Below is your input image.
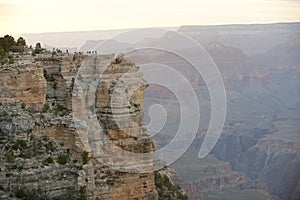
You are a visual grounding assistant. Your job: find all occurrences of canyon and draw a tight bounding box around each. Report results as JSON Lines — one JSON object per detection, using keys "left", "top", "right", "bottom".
{"left": 0, "top": 54, "right": 168, "bottom": 199}
{"left": 1, "top": 22, "right": 299, "bottom": 200}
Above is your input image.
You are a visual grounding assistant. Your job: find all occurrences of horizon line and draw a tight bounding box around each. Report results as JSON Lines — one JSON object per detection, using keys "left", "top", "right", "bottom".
{"left": 9, "top": 21, "right": 300, "bottom": 37}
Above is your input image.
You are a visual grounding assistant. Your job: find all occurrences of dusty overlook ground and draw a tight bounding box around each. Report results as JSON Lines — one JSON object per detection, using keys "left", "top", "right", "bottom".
{"left": 0, "top": 53, "right": 187, "bottom": 200}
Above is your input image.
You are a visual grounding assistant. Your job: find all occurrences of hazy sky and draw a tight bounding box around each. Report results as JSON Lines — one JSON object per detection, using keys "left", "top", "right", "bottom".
{"left": 1, "top": 0, "right": 300, "bottom": 36}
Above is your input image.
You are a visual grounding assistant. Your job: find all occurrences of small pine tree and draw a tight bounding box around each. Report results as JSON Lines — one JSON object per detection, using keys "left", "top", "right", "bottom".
{"left": 35, "top": 42, "right": 42, "bottom": 54}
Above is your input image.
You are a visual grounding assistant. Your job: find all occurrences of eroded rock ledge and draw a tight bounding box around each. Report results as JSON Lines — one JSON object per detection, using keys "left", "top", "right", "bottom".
{"left": 0, "top": 55, "right": 158, "bottom": 200}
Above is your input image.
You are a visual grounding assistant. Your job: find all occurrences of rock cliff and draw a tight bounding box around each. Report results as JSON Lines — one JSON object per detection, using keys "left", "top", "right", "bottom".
{"left": 212, "top": 131, "right": 300, "bottom": 200}
{"left": 0, "top": 63, "right": 46, "bottom": 108}
{"left": 0, "top": 54, "right": 158, "bottom": 200}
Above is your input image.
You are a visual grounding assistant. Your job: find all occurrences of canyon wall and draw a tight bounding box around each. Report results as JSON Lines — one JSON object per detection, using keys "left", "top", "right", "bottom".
{"left": 0, "top": 63, "right": 46, "bottom": 108}
{"left": 212, "top": 131, "right": 300, "bottom": 200}
{"left": 0, "top": 54, "right": 158, "bottom": 200}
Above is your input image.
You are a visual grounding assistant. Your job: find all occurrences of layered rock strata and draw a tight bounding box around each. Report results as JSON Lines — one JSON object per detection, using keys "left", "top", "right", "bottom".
{"left": 0, "top": 63, "right": 46, "bottom": 108}
{"left": 0, "top": 54, "right": 158, "bottom": 200}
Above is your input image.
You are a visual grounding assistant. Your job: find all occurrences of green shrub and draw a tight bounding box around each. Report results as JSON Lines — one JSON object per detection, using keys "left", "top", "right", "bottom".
{"left": 54, "top": 103, "right": 64, "bottom": 113}
{"left": 8, "top": 57, "right": 14, "bottom": 64}
{"left": 49, "top": 74, "right": 55, "bottom": 82}
{"left": 15, "top": 187, "right": 26, "bottom": 198}
{"left": 70, "top": 77, "right": 75, "bottom": 93}
{"left": 26, "top": 147, "right": 34, "bottom": 158}
{"left": 21, "top": 102, "right": 26, "bottom": 110}
{"left": 82, "top": 151, "right": 89, "bottom": 165}
{"left": 67, "top": 187, "right": 76, "bottom": 200}
{"left": 15, "top": 187, "right": 37, "bottom": 199}
{"left": 45, "top": 156, "right": 54, "bottom": 163}
{"left": 78, "top": 186, "right": 87, "bottom": 200}
{"left": 5, "top": 152, "right": 14, "bottom": 162}
{"left": 154, "top": 171, "right": 188, "bottom": 200}
{"left": 34, "top": 42, "right": 42, "bottom": 54}
{"left": 42, "top": 103, "right": 50, "bottom": 112}
{"left": 18, "top": 166, "right": 23, "bottom": 172}
{"left": 45, "top": 141, "right": 55, "bottom": 152}
{"left": 12, "top": 140, "right": 27, "bottom": 150}
{"left": 57, "top": 154, "right": 68, "bottom": 165}
{"left": 43, "top": 70, "right": 55, "bottom": 82}
{"left": 19, "top": 147, "right": 34, "bottom": 159}
{"left": 1, "top": 58, "right": 7, "bottom": 65}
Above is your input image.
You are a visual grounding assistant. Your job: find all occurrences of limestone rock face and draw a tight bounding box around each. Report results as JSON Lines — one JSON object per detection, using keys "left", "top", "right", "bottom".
{"left": 93, "top": 56, "right": 157, "bottom": 199}
{"left": 72, "top": 55, "right": 158, "bottom": 199}
{"left": 0, "top": 63, "right": 46, "bottom": 108}
{"left": 95, "top": 56, "right": 152, "bottom": 150}
{"left": 0, "top": 99, "right": 34, "bottom": 136}
{"left": 0, "top": 54, "right": 158, "bottom": 200}
{"left": 37, "top": 55, "right": 86, "bottom": 112}
{"left": 0, "top": 99, "right": 79, "bottom": 200}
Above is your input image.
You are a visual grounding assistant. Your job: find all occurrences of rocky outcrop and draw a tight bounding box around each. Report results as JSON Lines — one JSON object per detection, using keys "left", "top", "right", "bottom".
{"left": 212, "top": 131, "right": 300, "bottom": 200}
{"left": 0, "top": 63, "right": 46, "bottom": 108}
{"left": 93, "top": 55, "right": 157, "bottom": 199}
{"left": 0, "top": 99, "right": 34, "bottom": 136}
{"left": 37, "top": 55, "right": 86, "bottom": 112}
{"left": 188, "top": 172, "right": 246, "bottom": 192}
{"left": 165, "top": 167, "right": 203, "bottom": 200}
{"left": 174, "top": 157, "right": 246, "bottom": 194}
{"left": 0, "top": 54, "right": 158, "bottom": 200}
{"left": 95, "top": 55, "right": 154, "bottom": 154}
{"left": 154, "top": 168, "right": 189, "bottom": 200}
{"left": 69, "top": 54, "right": 158, "bottom": 199}
{"left": 0, "top": 99, "right": 79, "bottom": 200}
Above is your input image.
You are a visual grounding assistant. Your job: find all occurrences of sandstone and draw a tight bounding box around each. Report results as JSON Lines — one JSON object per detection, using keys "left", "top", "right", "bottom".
{"left": 0, "top": 63, "right": 46, "bottom": 108}
{"left": 0, "top": 54, "right": 159, "bottom": 200}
